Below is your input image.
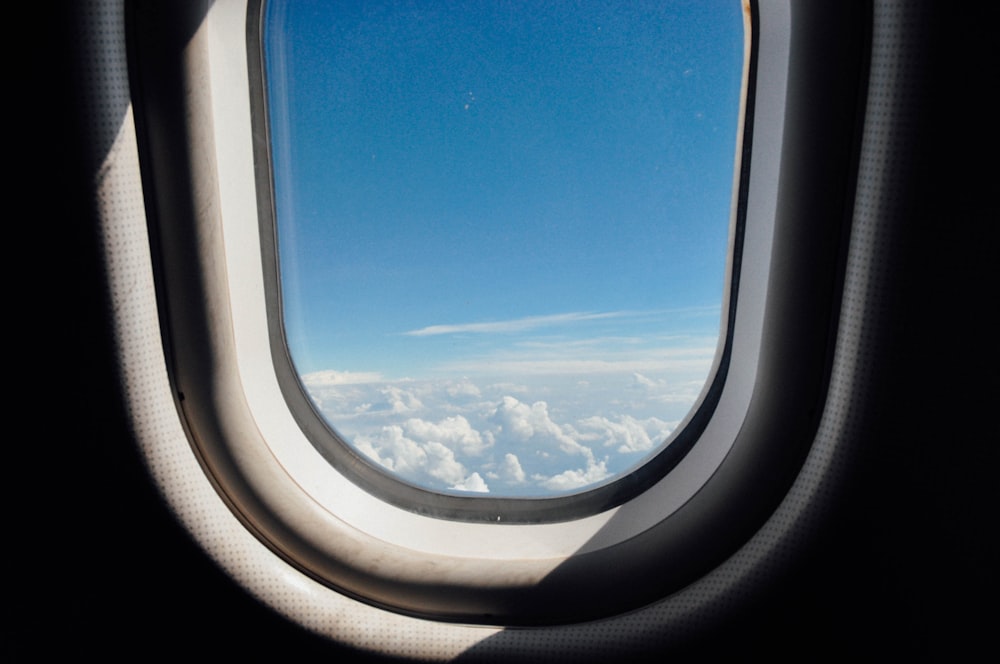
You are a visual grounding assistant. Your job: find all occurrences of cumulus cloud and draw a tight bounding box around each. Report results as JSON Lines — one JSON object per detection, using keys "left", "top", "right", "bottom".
{"left": 423, "top": 441, "right": 468, "bottom": 485}
{"left": 445, "top": 379, "right": 482, "bottom": 398}
{"left": 355, "top": 425, "right": 425, "bottom": 475}
{"left": 489, "top": 396, "right": 587, "bottom": 457}
{"left": 451, "top": 472, "right": 489, "bottom": 493}
{"left": 403, "top": 415, "right": 490, "bottom": 456}
{"left": 356, "top": 425, "right": 471, "bottom": 489}
{"left": 578, "top": 415, "right": 673, "bottom": 453}
{"left": 499, "top": 453, "right": 526, "bottom": 483}
{"left": 537, "top": 457, "right": 610, "bottom": 492}
{"left": 381, "top": 385, "right": 424, "bottom": 414}
{"left": 311, "top": 360, "right": 710, "bottom": 495}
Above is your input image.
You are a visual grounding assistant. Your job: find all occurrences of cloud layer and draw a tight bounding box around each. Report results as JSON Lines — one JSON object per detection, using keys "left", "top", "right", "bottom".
{"left": 303, "top": 364, "right": 710, "bottom": 496}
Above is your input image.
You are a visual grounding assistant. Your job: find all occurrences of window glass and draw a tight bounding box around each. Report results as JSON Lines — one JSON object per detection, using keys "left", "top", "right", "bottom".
{"left": 264, "top": 1, "right": 745, "bottom": 497}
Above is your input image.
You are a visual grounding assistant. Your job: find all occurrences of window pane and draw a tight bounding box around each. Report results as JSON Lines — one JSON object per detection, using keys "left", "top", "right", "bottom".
{"left": 264, "top": 1, "right": 746, "bottom": 496}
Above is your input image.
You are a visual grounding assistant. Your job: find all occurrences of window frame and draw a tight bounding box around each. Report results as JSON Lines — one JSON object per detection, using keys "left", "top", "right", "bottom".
{"left": 127, "top": 0, "right": 869, "bottom": 629}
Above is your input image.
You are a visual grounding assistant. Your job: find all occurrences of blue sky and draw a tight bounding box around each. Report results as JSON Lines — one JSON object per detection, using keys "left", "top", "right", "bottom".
{"left": 264, "top": 1, "right": 745, "bottom": 496}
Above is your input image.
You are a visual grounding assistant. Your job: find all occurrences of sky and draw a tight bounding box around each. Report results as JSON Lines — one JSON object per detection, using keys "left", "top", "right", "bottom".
{"left": 263, "top": 1, "right": 746, "bottom": 497}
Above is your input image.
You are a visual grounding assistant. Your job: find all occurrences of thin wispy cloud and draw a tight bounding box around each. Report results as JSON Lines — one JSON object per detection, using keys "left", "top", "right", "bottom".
{"left": 402, "top": 311, "right": 628, "bottom": 337}
{"left": 402, "top": 307, "right": 721, "bottom": 338}
{"left": 302, "top": 369, "right": 384, "bottom": 386}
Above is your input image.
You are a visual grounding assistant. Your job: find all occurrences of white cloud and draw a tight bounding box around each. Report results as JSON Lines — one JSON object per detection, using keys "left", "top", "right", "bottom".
{"left": 356, "top": 425, "right": 425, "bottom": 475}
{"left": 403, "top": 311, "right": 626, "bottom": 336}
{"left": 311, "top": 363, "right": 710, "bottom": 495}
{"left": 356, "top": 425, "right": 472, "bottom": 489}
{"left": 445, "top": 379, "right": 482, "bottom": 398}
{"left": 403, "top": 307, "right": 720, "bottom": 338}
{"left": 539, "top": 457, "right": 610, "bottom": 492}
{"left": 485, "top": 381, "right": 530, "bottom": 395}
{"left": 499, "top": 453, "right": 526, "bottom": 483}
{"left": 403, "top": 415, "right": 490, "bottom": 456}
{"left": 381, "top": 385, "right": 423, "bottom": 414}
{"left": 451, "top": 472, "right": 489, "bottom": 493}
{"left": 423, "top": 441, "right": 468, "bottom": 485}
{"left": 577, "top": 415, "right": 673, "bottom": 453}
{"left": 648, "top": 379, "right": 710, "bottom": 405}
{"left": 489, "top": 396, "right": 587, "bottom": 457}
{"left": 302, "top": 369, "right": 383, "bottom": 386}
{"left": 631, "top": 372, "right": 662, "bottom": 389}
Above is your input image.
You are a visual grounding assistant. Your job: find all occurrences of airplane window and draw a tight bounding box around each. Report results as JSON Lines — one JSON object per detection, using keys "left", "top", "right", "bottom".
{"left": 262, "top": 1, "right": 747, "bottom": 497}
{"left": 76, "top": 0, "right": 994, "bottom": 659}
{"left": 94, "top": 0, "right": 934, "bottom": 654}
